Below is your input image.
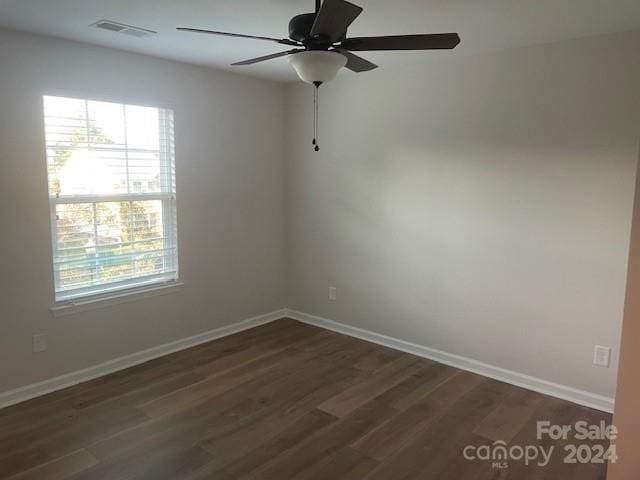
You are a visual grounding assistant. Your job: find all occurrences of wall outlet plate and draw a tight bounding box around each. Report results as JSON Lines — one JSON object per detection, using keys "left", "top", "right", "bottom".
{"left": 33, "top": 334, "right": 47, "bottom": 353}
{"left": 593, "top": 345, "right": 611, "bottom": 368}
{"left": 328, "top": 286, "right": 337, "bottom": 301}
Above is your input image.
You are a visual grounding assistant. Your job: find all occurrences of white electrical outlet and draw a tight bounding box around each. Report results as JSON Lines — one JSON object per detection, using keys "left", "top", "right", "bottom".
{"left": 328, "top": 286, "right": 337, "bottom": 301}
{"left": 32, "top": 334, "right": 47, "bottom": 353}
{"left": 593, "top": 345, "right": 611, "bottom": 368}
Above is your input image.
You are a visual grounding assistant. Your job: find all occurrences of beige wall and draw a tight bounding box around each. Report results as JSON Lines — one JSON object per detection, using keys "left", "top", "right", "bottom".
{"left": 285, "top": 30, "right": 640, "bottom": 398}
{"left": 608, "top": 149, "right": 640, "bottom": 479}
{"left": 2, "top": 24, "right": 640, "bottom": 408}
{"left": 0, "top": 28, "right": 286, "bottom": 394}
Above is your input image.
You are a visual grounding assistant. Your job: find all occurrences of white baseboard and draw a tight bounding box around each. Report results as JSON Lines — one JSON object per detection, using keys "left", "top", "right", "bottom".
{"left": 0, "top": 307, "right": 615, "bottom": 414}
{"left": 0, "top": 309, "right": 287, "bottom": 410}
{"left": 285, "top": 309, "right": 615, "bottom": 413}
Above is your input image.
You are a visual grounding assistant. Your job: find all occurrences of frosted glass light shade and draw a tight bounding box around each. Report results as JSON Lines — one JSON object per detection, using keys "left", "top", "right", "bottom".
{"left": 288, "top": 51, "right": 347, "bottom": 84}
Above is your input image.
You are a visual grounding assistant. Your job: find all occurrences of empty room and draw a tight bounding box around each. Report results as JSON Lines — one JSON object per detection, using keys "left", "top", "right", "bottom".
{"left": 1, "top": 0, "right": 640, "bottom": 478}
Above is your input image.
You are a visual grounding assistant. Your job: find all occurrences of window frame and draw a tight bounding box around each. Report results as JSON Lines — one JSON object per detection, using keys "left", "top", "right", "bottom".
{"left": 43, "top": 94, "right": 180, "bottom": 305}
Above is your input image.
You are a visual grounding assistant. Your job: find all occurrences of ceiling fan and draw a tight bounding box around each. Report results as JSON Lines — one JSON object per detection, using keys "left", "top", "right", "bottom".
{"left": 178, "top": 0, "right": 460, "bottom": 150}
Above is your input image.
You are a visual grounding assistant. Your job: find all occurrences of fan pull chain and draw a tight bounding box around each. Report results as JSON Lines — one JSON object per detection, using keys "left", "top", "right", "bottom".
{"left": 312, "top": 86, "right": 316, "bottom": 148}
{"left": 312, "top": 82, "right": 321, "bottom": 152}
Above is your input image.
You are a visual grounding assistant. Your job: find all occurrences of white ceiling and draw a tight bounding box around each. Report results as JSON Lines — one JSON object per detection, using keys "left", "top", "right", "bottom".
{"left": 1, "top": 0, "right": 640, "bottom": 82}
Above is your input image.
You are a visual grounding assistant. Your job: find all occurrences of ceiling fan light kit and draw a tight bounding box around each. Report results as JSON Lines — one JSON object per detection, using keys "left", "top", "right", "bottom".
{"left": 288, "top": 51, "right": 347, "bottom": 84}
{"left": 178, "top": 0, "right": 460, "bottom": 150}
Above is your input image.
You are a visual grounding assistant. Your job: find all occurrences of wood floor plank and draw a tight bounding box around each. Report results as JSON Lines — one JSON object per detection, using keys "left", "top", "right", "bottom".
{"left": 412, "top": 379, "right": 515, "bottom": 478}
{"left": 76, "top": 319, "right": 311, "bottom": 410}
{"left": 363, "top": 379, "right": 513, "bottom": 480}
{"left": 6, "top": 449, "right": 98, "bottom": 480}
{"left": 220, "top": 409, "right": 339, "bottom": 478}
{"left": 88, "top": 338, "right": 354, "bottom": 468}
{"left": 317, "top": 355, "right": 423, "bottom": 417}
{"left": 69, "top": 446, "right": 214, "bottom": 480}
{"left": 0, "top": 401, "right": 149, "bottom": 476}
{"left": 296, "top": 332, "right": 379, "bottom": 367}
{"left": 89, "top": 362, "right": 316, "bottom": 462}
{"left": 88, "top": 394, "right": 259, "bottom": 464}
{"left": 353, "top": 348, "right": 406, "bottom": 373}
{"left": 352, "top": 371, "right": 484, "bottom": 461}
{"left": 256, "top": 400, "right": 398, "bottom": 479}
{"left": 297, "top": 446, "right": 379, "bottom": 480}
{"left": 197, "top": 352, "right": 353, "bottom": 448}
{"left": 473, "top": 387, "right": 544, "bottom": 442}
{"left": 0, "top": 448, "right": 53, "bottom": 479}
{"left": 384, "top": 362, "right": 459, "bottom": 411}
{"left": 138, "top": 330, "right": 333, "bottom": 418}
{"left": 0, "top": 319, "right": 611, "bottom": 480}
{"left": 199, "top": 364, "right": 358, "bottom": 465}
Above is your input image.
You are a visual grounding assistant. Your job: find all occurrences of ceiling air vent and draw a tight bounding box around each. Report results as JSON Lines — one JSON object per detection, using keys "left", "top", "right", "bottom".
{"left": 90, "top": 20, "right": 156, "bottom": 38}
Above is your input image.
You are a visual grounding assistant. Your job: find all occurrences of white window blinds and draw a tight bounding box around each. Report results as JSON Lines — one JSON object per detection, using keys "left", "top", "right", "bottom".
{"left": 43, "top": 96, "right": 178, "bottom": 301}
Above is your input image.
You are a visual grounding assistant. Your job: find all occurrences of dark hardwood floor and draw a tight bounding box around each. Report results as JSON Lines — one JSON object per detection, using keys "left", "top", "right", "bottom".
{"left": 0, "top": 319, "right": 610, "bottom": 479}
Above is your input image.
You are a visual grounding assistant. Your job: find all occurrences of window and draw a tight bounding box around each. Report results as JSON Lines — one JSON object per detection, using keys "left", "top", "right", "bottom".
{"left": 43, "top": 95, "right": 178, "bottom": 302}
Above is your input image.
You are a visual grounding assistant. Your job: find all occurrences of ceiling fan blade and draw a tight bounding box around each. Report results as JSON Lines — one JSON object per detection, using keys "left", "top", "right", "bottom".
{"left": 333, "top": 48, "right": 377, "bottom": 72}
{"left": 231, "top": 49, "right": 302, "bottom": 66}
{"left": 341, "top": 33, "right": 460, "bottom": 51}
{"left": 176, "top": 28, "right": 299, "bottom": 46}
{"left": 309, "top": 0, "right": 363, "bottom": 43}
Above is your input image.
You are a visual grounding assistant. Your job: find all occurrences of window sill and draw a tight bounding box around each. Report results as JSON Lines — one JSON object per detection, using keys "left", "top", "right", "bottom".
{"left": 50, "top": 281, "right": 183, "bottom": 317}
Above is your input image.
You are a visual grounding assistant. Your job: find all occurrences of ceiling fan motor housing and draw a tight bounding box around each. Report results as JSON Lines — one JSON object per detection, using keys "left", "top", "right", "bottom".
{"left": 288, "top": 13, "right": 345, "bottom": 48}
